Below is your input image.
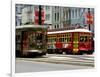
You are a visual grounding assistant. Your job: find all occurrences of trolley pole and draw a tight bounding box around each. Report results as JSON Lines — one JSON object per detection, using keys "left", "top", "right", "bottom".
{"left": 88, "top": 8, "right": 91, "bottom": 31}
{"left": 38, "top": 5, "right": 42, "bottom": 25}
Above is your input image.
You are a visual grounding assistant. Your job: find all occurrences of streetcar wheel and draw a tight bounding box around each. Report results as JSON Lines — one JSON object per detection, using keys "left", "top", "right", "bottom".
{"left": 62, "top": 52, "right": 66, "bottom": 54}
{"left": 16, "top": 50, "right": 21, "bottom": 57}
{"left": 47, "top": 49, "right": 53, "bottom": 54}
{"left": 58, "top": 50, "right": 63, "bottom": 54}
{"left": 42, "top": 52, "right": 46, "bottom": 55}
{"left": 87, "top": 50, "right": 94, "bottom": 55}
{"left": 78, "top": 51, "right": 83, "bottom": 55}
{"left": 66, "top": 49, "right": 72, "bottom": 54}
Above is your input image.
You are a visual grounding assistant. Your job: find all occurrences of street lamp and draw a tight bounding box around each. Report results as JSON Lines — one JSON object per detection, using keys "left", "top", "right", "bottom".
{"left": 88, "top": 8, "right": 91, "bottom": 30}
{"left": 38, "top": 5, "right": 42, "bottom": 25}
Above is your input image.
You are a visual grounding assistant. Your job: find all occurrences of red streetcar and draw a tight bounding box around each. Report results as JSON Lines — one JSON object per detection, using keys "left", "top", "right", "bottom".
{"left": 47, "top": 28, "right": 94, "bottom": 54}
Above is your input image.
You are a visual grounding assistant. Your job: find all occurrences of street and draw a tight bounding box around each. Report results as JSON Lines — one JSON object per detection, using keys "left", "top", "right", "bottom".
{"left": 15, "top": 60, "right": 93, "bottom": 73}
{"left": 15, "top": 54, "right": 94, "bottom": 73}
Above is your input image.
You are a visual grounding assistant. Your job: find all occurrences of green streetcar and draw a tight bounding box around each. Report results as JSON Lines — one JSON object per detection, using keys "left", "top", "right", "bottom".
{"left": 16, "top": 25, "right": 47, "bottom": 57}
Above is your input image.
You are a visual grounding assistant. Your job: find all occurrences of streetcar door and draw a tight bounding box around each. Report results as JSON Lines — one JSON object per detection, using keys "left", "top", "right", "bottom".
{"left": 36, "top": 31, "right": 43, "bottom": 49}
{"left": 21, "top": 31, "right": 29, "bottom": 53}
{"left": 73, "top": 32, "right": 79, "bottom": 53}
{"left": 35, "top": 30, "right": 47, "bottom": 51}
{"left": 28, "top": 31, "right": 36, "bottom": 50}
{"left": 16, "top": 31, "right": 21, "bottom": 57}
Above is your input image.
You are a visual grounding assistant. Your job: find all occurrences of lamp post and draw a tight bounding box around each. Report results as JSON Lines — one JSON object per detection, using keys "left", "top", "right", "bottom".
{"left": 88, "top": 8, "right": 91, "bottom": 30}
{"left": 38, "top": 5, "right": 42, "bottom": 25}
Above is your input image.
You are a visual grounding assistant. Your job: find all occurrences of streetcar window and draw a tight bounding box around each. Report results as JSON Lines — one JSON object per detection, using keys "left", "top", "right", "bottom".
{"left": 52, "top": 38, "right": 53, "bottom": 42}
{"left": 62, "top": 38, "right": 64, "bottom": 42}
{"left": 64, "top": 38, "right": 66, "bottom": 42}
{"left": 80, "top": 36, "right": 84, "bottom": 42}
{"left": 89, "top": 37, "right": 92, "bottom": 41}
{"left": 54, "top": 38, "right": 56, "bottom": 42}
{"left": 50, "top": 38, "right": 54, "bottom": 43}
{"left": 59, "top": 38, "right": 62, "bottom": 42}
{"left": 53, "top": 38, "right": 55, "bottom": 42}
{"left": 68, "top": 38, "right": 71, "bottom": 42}
{"left": 36, "top": 33, "right": 43, "bottom": 40}
{"left": 66, "top": 34, "right": 69, "bottom": 37}
{"left": 48, "top": 39, "right": 50, "bottom": 42}
{"left": 49, "top": 38, "right": 51, "bottom": 42}
{"left": 52, "top": 38, "right": 55, "bottom": 42}
{"left": 84, "top": 36, "right": 88, "bottom": 42}
{"left": 16, "top": 35, "right": 21, "bottom": 42}
{"left": 65, "top": 33, "right": 71, "bottom": 42}
{"left": 65, "top": 38, "right": 71, "bottom": 42}
{"left": 36, "top": 45, "right": 43, "bottom": 49}
{"left": 80, "top": 36, "right": 88, "bottom": 42}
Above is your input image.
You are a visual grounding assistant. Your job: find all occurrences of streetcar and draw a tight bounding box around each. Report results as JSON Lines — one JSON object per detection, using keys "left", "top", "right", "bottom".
{"left": 16, "top": 25, "right": 47, "bottom": 57}
{"left": 47, "top": 28, "right": 94, "bottom": 55}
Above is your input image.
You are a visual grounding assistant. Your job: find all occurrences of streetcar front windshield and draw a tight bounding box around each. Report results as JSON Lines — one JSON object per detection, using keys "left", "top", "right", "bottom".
{"left": 28, "top": 30, "right": 47, "bottom": 49}
{"left": 36, "top": 33, "right": 43, "bottom": 40}
{"left": 80, "top": 36, "right": 88, "bottom": 42}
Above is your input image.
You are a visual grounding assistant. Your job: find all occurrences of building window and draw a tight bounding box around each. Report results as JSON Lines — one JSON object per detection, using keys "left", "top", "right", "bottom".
{"left": 72, "top": 10, "right": 74, "bottom": 19}
{"left": 54, "top": 25, "right": 56, "bottom": 29}
{"left": 17, "top": 19, "right": 22, "bottom": 26}
{"left": 55, "top": 13, "right": 56, "bottom": 21}
{"left": 57, "top": 24, "right": 59, "bottom": 28}
{"left": 16, "top": 7, "right": 18, "bottom": 14}
{"left": 57, "top": 12, "right": 59, "bottom": 21}
{"left": 72, "top": 10, "right": 74, "bottom": 18}
{"left": 16, "top": 5, "right": 22, "bottom": 14}
{"left": 78, "top": 9, "right": 80, "bottom": 17}
{"left": 68, "top": 11, "right": 69, "bottom": 20}
{"left": 75, "top": 9, "right": 77, "bottom": 18}
{"left": 46, "top": 6, "right": 50, "bottom": 10}
{"left": 77, "top": 9, "right": 79, "bottom": 18}
{"left": 27, "top": 6, "right": 32, "bottom": 12}
{"left": 46, "top": 14, "right": 50, "bottom": 21}
{"left": 55, "top": 6, "right": 57, "bottom": 10}
{"left": 63, "top": 10, "right": 65, "bottom": 19}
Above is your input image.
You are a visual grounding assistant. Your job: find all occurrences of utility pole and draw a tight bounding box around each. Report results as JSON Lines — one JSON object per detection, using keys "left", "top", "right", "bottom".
{"left": 38, "top": 5, "right": 42, "bottom": 25}
{"left": 88, "top": 8, "right": 91, "bottom": 30}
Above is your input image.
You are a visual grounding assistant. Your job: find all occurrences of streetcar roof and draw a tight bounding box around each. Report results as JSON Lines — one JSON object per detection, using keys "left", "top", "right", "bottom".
{"left": 47, "top": 28, "right": 92, "bottom": 34}
{"left": 16, "top": 25, "right": 48, "bottom": 29}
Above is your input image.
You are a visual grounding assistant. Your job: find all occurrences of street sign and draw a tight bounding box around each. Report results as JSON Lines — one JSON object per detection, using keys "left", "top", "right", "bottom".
{"left": 86, "top": 12, "right": 93, "bottom": 24}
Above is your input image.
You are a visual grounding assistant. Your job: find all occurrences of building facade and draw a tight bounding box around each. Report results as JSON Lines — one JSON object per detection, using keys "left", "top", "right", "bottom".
{"left": 15, "top": 4, "right": 24, "bottom": 26}
{"left": 15, "top": 4, "right": 94, "bottom": 32}
{"left": 21, "top": 5, "right": 34, "bottom": 25}
{"left": 20, "top": 5, "right": 70, "bottom": 28}
{"left": 51, "top": 6, "right": 70, "bottom": 29}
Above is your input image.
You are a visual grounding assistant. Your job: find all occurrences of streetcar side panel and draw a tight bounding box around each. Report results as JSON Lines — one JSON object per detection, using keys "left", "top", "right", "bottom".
{"left": 47, "top": 32, "right": 73, "bottom": 54}
{"left": 47, "top": 29, "right": 94, "bottom": 55}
